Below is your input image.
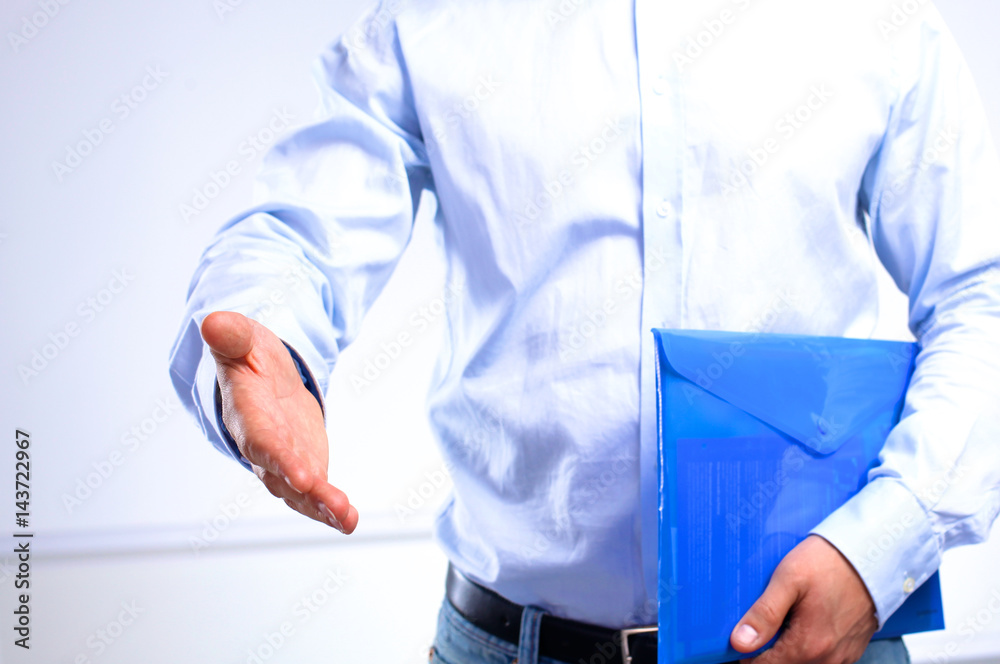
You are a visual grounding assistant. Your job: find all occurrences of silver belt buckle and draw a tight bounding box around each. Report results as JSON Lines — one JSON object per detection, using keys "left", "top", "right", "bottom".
{"left": 619, "top": 625, "right": 657, "bottom": 664}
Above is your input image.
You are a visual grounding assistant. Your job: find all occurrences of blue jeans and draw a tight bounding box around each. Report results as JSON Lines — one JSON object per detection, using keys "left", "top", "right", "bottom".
{"left": 430, "top": 597, "right": 911, "bottom": 664}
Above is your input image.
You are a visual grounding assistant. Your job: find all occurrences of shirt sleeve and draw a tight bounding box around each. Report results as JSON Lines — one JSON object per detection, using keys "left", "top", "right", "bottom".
{"left": 168, "top": 0, "right": 432, "bottom": 466}
{"left": 810, "top": 7, "right": 1000, "bottom": 627}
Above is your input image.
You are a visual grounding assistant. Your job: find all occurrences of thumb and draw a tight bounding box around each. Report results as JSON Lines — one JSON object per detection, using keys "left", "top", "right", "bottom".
{"left": 201, "top": 311, "right": 255, "bottom": 360}
{"left": 730, "top": 571, "right": 800, "bottom": 654}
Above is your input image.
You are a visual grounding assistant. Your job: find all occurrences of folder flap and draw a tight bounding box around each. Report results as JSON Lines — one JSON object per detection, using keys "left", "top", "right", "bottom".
{"left": 653, "top": 330, "right": 917, "bottom": 455}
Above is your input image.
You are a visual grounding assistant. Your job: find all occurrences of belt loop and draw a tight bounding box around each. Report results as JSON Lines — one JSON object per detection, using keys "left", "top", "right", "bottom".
{"left": 517, "top": 605, "right": 545, "bottom": 664}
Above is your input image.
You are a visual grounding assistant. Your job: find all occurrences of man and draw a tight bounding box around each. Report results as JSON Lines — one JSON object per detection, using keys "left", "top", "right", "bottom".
{"left": 170, "top": 1, "right": 1000, "bottom": 663}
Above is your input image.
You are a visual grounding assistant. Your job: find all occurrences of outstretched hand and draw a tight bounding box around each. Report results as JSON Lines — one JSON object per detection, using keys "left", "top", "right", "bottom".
{"left": 730, "top": 534, "right": 878, "bottom": 664}
{"left": 201, "top": 311, "right": 358, "bottom": 534}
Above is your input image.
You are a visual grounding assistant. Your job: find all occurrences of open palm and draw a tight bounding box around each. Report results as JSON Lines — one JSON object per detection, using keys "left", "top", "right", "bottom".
{"left": 201, "top": 311, "right": 357, "bottom": 533}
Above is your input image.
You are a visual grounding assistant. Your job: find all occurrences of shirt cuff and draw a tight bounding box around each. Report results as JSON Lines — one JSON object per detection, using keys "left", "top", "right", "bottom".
{"left": 809, "top": 477, "right": 942, "bottom": 629}
{"left": 199, "top": 340, "right": 326, "bottom": 472}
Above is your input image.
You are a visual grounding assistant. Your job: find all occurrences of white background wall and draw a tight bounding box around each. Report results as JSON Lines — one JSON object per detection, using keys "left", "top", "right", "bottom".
{"left": 0, "top": 1, "right": 997, "bottom": 662}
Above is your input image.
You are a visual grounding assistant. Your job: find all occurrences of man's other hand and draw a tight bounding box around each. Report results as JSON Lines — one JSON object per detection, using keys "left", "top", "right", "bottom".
{"left": 730, "top": 534, "right": 878, "bottom": 664}
{"left": 201, "top": 311, "right": 358, "bottom": 534}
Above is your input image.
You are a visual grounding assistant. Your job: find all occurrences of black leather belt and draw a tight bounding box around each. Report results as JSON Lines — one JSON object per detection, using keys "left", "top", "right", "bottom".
{"left": 445, "top": 564, "right": 658, "bottom": 664}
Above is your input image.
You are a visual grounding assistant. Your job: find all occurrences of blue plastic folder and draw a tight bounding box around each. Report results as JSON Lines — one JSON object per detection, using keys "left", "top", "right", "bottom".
{"left": 652, "top": 329, "right": 944, "bottom": 664}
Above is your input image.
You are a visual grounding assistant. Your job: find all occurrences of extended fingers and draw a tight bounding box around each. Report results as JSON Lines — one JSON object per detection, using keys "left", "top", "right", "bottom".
{"left": 252, "top": 456, "right": 356, "bottom": 535}
{"left": 263, "top": 470, "right": 344, "bottom": 532}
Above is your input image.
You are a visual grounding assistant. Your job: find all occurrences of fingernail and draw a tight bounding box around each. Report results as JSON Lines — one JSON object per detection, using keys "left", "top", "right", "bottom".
{"left": 318, "top": 502, "right": 345, "bottom": 534}
{"left": 734, "top": 624, "right": 758, "bottom": 648}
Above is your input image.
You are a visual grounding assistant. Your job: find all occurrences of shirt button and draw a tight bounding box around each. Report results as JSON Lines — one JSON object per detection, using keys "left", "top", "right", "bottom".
{"left": 653, "top": 77, "right": 668, "bottom": 96}
{"left": 656, "top": 200, "right": 675, "bottom": 220}
{"left": 902, "top": 576, "right": 915, "bottom": 594}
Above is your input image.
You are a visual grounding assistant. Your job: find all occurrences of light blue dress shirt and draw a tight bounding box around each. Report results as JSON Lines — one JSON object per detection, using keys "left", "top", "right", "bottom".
{"left": 170, "top": 0, "right": 1000, "bottom": 630}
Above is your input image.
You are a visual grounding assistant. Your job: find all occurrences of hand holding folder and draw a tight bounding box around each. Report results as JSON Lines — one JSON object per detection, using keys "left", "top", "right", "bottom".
{"left": 652, "top": 329, "right": 944, "bottom": 664}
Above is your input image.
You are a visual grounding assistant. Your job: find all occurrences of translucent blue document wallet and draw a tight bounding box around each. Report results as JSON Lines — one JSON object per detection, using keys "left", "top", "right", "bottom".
{"left": 652, "top": 329, "right": 944, "bottom": 664}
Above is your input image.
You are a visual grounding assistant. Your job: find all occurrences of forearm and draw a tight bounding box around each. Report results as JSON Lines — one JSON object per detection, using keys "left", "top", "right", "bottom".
{"left": 812, "top": 281, "right": 1000, "bottom": 626}
{"left": 169, "top": 207, "right": 340, "bottom": 461}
